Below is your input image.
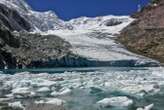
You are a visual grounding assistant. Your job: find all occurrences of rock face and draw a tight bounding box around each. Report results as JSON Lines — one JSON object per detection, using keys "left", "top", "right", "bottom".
{"left": 0, "top": 0, "right": 69, "bottom": 31}
{"left": 0, "top": 3, "right": 31, "bottom": 31}
{"left": 118, "top": 0, "right": 164, "bottom": 64}
{"left": 0, "top": 25, "right": 77, "bottom": 69}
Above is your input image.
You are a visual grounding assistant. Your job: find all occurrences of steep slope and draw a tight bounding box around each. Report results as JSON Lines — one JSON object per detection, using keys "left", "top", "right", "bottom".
{"left": 0, "top": 22, "right": 75, "bottom": 69}
{"left": 0, "top": 3, "right": 31, "bottom": 31}
{"left": 118, "top": 0, "right": 164, "bottom": 64}
{"left": 0, "top": 0, "right": 70, "bottom": 31}
{"left": 0, "top": 1, "right": 80, "bottom": 69}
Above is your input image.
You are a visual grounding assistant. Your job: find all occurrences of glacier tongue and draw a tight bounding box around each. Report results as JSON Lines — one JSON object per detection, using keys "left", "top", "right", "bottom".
{"left": 43, "top": 16, "right": 156, "bottom": 64}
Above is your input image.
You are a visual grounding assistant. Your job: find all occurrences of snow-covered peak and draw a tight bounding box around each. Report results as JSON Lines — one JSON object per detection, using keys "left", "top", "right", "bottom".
{"left": 67, "top": 15, "right": 133, "bottom": 30}
{"left": 0, "top": 0, "right": 69, "bottom": 31}
{"left": 0, "top": 0, "right": 133, "bottom": 32}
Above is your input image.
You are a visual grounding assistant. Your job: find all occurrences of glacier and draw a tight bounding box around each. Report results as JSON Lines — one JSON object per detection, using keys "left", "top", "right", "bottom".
{"left": 0, "top": 0, "right": 159, "bottom": 66}
{"left": 43, "top": 16, "right": 158, "bottom": 66}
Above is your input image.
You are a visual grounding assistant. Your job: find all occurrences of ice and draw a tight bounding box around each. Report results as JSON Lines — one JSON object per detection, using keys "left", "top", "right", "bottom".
{"left": 0, "top": 67, "right": 163, "bottom": 109}
{"left": 97, "top": 96, "right": 133, "bottom": 108}
{"left": 45, "top": 98, "right": 66, "bottom": 106}
{"left": 51, "top": 88, "right": 72, "bottom": 96}
{"left": 136, "top": 104, "right": 154, "bottom": 110}
{"left": 35, "top": 100, "right": 45, "bottom": 104}
{"left": 144, "top": 104, "right": 154, "bottom": 110}
{"left": 9, "top": 101, "right": 25, "bottom": 109}
{"left": 3, "top": 67, "right": 162, "bottom": 99}
{"left": 37, "top": 87, "right": 51, "bottom": 93}
{"left": 33, "top": 80, "right": 56, "bottom": 87}
{"left": 42, "top": 17, "right": 155, "bottom": 64}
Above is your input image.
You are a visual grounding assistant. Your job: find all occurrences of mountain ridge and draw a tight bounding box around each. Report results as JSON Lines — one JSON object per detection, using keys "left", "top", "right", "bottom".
{"left": 0, "top": 0, "right": 159, "bottom": 69}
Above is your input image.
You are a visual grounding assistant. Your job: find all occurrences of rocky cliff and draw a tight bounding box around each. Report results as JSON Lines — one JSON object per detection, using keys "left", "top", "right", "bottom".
{"left": 0, "top": 3, "right": 31, "bottom": 31}
{"left": 118, "top": 0, "right": 164, "bottom": 64}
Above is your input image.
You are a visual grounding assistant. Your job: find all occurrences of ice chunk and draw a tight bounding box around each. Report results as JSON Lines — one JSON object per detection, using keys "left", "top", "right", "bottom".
{"left": 97, "top": 96, "right": 133, "bottom": 108}
{"left": 46, "top": 98, "right": 66, "bottom": 106}
{"left": 136, "top": 104, "right": 154, "bottom": 110}
{"left": 9, "top": 101, "right": 25, "bottom": 109}
{"left": 37, "top": 87, "right": 51, "bottom": 93}
{"left": 12, "top": 87, "right": 31, "bottom": 95}
{"left": 51, "top": 88, "right": 72, "bottom": 96}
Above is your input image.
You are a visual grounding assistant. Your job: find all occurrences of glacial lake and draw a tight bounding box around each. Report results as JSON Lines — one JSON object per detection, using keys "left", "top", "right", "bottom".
{"left": 0, "top": 67, "right": 164, "bottom": 110}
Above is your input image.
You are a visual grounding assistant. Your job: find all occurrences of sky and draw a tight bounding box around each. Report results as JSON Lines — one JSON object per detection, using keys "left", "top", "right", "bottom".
{"left": 26, "top": 0, "right": 150, "bottom": 20}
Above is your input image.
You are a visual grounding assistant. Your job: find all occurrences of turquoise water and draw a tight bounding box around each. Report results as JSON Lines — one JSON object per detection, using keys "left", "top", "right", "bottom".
{"left": 0, "top": 67, "right": 148, "bottom": 74}
{"left": 0, "top": 67, "right": 164, "bottom": 110}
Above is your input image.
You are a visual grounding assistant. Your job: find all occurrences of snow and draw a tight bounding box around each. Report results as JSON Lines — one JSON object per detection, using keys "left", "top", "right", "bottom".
{"left": 97, "top": 96, "right": 133, "bottom": 107}
{"left": 42, "top": 16, "right": 157, "bottom": 63}
{"left": 68, "top": 15, "right": 133, "bottom": 31}
{"left": 43, "top": 25, "right": 147, "bottom": 61}
{"left": 0, "top": 0, "right": 68, "bottom": 31}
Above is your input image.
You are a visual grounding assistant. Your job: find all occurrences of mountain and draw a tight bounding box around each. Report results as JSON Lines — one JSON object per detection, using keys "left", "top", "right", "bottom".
{"left": 0, "top": 0, "right": 69, "bottom": 31}
{"left": 118, "top": 0, "right": 164, "bottom": 64}
{"left": 0, "top": 0, "right": 159, "bottom": 69}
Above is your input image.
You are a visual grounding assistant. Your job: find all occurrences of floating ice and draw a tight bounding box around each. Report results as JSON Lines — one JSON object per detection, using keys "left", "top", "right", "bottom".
{"left": 0, "top": 67, "right": 163, "bottom": 110}
{"left": 136, "top": 104, "right": 154, "bottom": 110}
{"left": 45, "top": 98, "right": 66, "bottom": 106}
{"left": 37, "top": 87, "right": 51, "bottom": 93}
{"left": 9, "top": 101, "right": 25, "bottom": 109}
{"left": 12, "top": 87, "right": 31, "bottom": 95}
{"left": 51, "top": 88, "right": 72, "bottom": 96}
{"left": 97, "top": 96, "right": 133, "bottom": 108}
